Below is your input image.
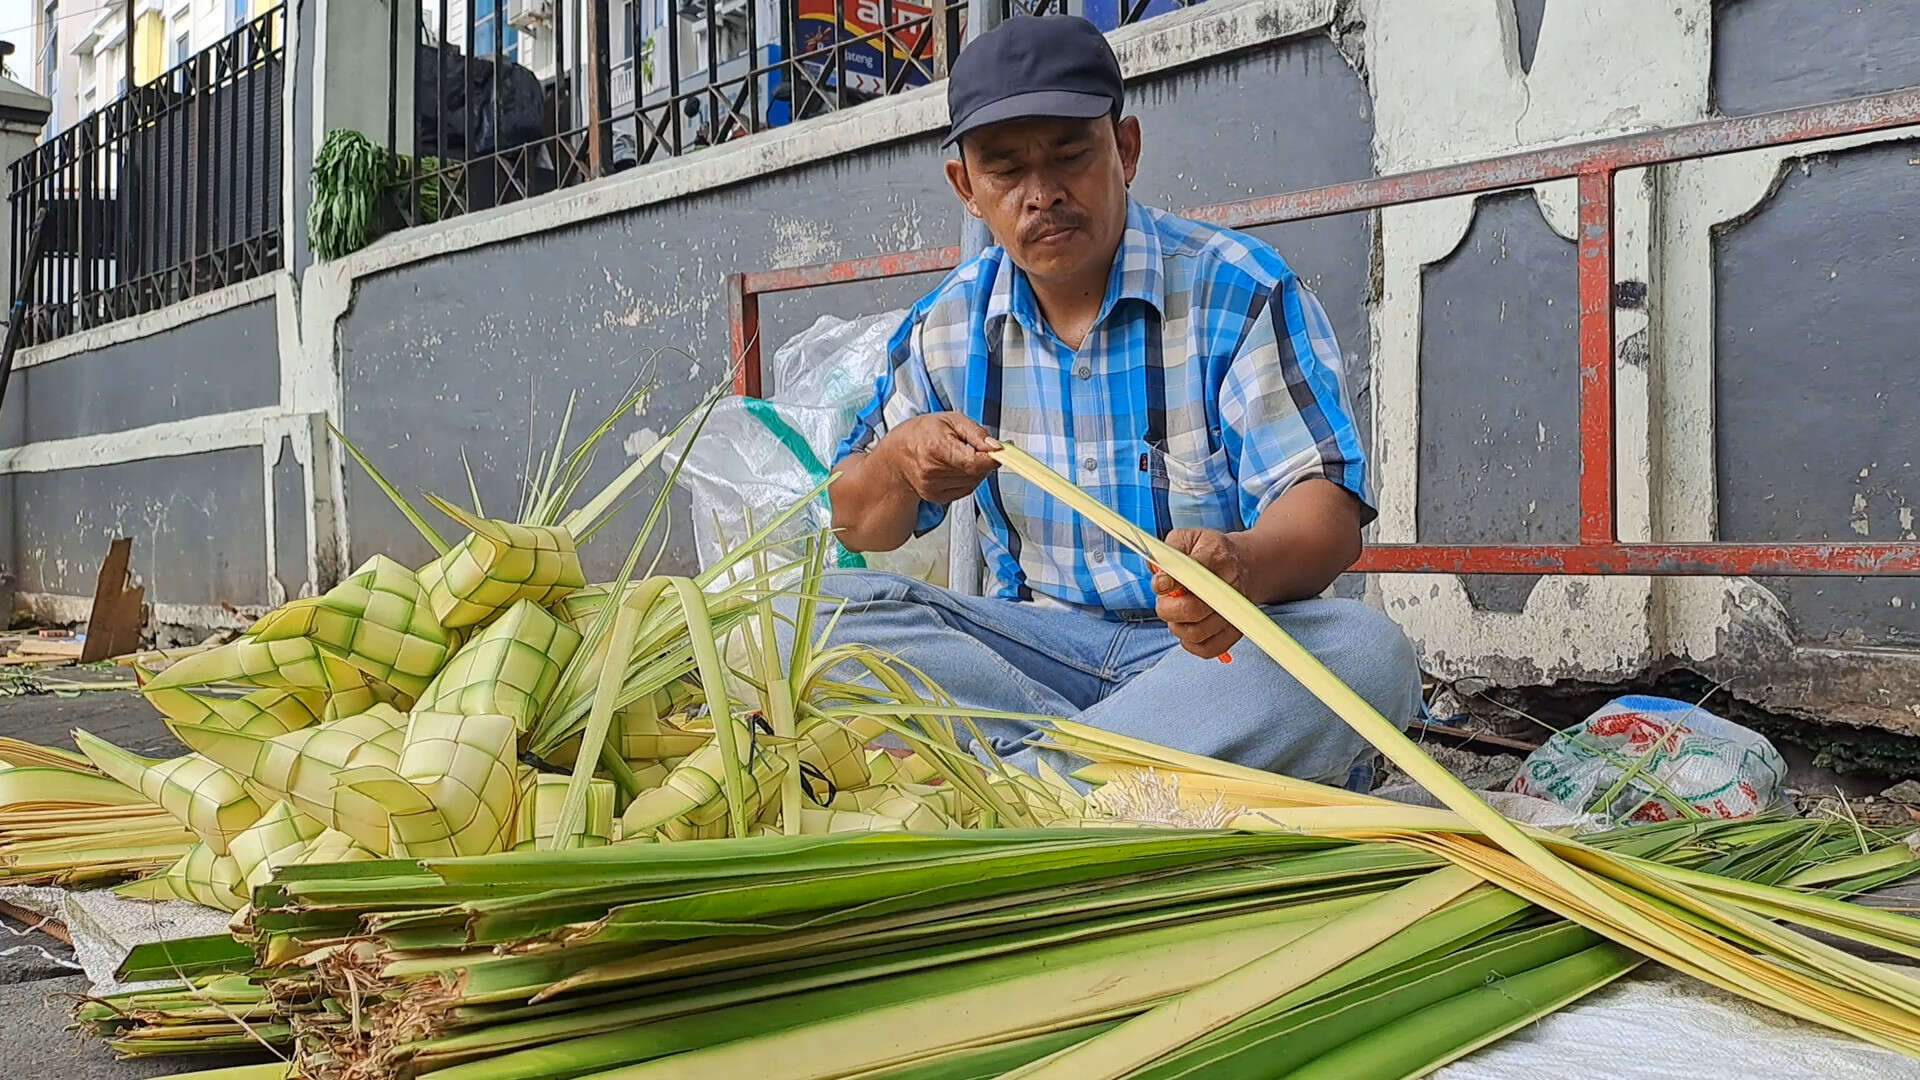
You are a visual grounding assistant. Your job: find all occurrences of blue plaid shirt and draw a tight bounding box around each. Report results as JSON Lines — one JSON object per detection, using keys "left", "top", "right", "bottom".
{"left": 834, "top": 199, "right": 1372, "bottom": 614}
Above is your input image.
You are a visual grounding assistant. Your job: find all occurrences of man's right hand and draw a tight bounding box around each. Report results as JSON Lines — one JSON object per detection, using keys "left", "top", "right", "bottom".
{"left": 876, "top": 413, "right": 1002, "bottom": 504}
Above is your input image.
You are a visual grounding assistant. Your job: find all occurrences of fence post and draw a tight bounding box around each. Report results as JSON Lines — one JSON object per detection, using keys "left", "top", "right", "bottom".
{"left": 929, "top": 0, "right": 959, "bottom": 77}
{"left": 584, "top": 0, "right": 614, "bottom": 177}
{"left": 944, "top": 0, "right": 998, "bottom": 598}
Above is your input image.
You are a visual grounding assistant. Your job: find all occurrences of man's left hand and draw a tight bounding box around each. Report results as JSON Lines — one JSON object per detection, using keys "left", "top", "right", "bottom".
{"left": 1152, "top": 528, "right": 1247, "bottom": 660}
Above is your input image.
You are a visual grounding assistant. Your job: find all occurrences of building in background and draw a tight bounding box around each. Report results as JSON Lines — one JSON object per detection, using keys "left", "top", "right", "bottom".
{"left": 28, "top": 0, "right": 280, "bottom": 138}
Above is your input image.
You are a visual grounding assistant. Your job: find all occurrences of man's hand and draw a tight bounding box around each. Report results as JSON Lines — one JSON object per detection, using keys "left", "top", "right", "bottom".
{"left": 876, "top": 413, "right": 1002, "bottom": 504}
{"left": 1152, "top": 528, "right": 1248, "bottom": 660}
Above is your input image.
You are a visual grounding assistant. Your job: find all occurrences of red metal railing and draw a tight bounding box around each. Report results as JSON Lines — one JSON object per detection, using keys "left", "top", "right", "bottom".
{"left": 728, "top": 85, "right": 1920, "bottom": 577}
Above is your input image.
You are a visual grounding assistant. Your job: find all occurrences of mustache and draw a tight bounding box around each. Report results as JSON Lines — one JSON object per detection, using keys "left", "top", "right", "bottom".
{"left": 1020, "top": 210, "right": 1086, "bottom": 244}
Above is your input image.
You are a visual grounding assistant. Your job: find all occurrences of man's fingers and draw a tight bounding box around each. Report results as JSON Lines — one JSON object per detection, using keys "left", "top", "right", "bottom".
{"left": 1163, "top": 529, "right": 1203, "bottom": 556}
{"left": 1184, "top": 624, "right": 1243, "bottom": 660}
{"left": 945, "top": 414, "right": 1003, "bottom": 452}
{"left": 1156, "top": 592, "right": 1213, "bottom": 627}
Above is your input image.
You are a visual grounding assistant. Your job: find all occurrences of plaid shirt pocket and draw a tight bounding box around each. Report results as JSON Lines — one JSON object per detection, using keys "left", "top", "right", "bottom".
{"left": 1143, "top": 442, "right": 1243, "bottom": 533}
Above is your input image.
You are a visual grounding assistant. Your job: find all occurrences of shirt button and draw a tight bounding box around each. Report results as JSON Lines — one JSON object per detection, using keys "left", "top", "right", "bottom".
{"left": 1075, "top": 365, "right": 1091, "bottom": 379}
{"left": 1090, "top": 550, "right": 1106, "bottom": 564}
{"left": 1082, "top": 457, "right": 1097, "bottom": 472}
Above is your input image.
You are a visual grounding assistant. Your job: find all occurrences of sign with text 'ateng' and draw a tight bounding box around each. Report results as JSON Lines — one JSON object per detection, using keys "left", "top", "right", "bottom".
{"left": 791, "top": 0, "right": 943, "bottom": 98}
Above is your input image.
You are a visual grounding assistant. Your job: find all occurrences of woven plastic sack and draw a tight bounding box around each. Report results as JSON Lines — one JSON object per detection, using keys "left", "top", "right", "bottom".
{"left": 1507, "top": 695, "right": 1788, "bottom": 824}
{"left": 667, "top": 312, "right": 949, "bottom": 586}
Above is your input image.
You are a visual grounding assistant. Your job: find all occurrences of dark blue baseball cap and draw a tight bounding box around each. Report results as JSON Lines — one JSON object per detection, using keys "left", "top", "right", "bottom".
{"left": 944, "top": 15, "right": 1123, "bottom": 148}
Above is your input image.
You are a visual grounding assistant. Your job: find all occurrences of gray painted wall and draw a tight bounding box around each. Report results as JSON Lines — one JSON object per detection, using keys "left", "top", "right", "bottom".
{"left": 1714, "top": 0, "right": 1920, "bottom": 116}
{"left": 1714, "top": 138, "right": 1920, "bottom": 649}
{"left": 1415, "top": 191, "right": 1579, "bottom": 614}
{"left": 336, "top": 31, "right": 1377, "bottom": 577}
{"left": 273, "top": 437, "right": 307, "bottom": 600}
{"left": 0, "top": 299, "right": 280, "bottom": 447}
{"left": 10, "top": 449, "right": 267, "bottom": 604}
{"left": 1512, "top": 0, "right": 1546, "bottom": 75}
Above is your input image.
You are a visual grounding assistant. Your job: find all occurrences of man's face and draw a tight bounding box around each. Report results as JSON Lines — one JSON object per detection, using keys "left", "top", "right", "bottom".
{"left": 946, "top": 114, "right": 1142, "bottom": 286}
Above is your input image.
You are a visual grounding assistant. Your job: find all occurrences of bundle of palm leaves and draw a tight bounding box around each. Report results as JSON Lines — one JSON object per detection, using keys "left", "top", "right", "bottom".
{"left": 94, "top": 812, "right": 1920, "bottom": 1080}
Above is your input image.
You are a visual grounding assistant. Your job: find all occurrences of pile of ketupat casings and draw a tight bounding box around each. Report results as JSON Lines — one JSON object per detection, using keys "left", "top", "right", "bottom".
{"left": 10, "top": 386, "right": 1920, "bottom": 1080}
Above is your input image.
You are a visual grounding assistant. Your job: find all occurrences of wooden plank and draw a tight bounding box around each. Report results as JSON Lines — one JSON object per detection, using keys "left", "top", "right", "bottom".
{"left": 12, "top": 639, "right": 83, "bottom": 658}
{"left": 80, "top": 537, "right": 146, "bottom": 663}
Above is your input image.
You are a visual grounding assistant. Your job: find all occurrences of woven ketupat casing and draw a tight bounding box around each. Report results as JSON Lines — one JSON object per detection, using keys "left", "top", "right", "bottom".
{"left": 289, "top": 827, "right": 378, "bottom": 867}
{"left": 618, "top": 713, "right": 709, "bottom": 761}
{"left": 337, "top": 712, "right": 523, "bottom": 858}
{"left": 621, "top": 732, "right": 786, "bottom": 837}
{"left": 228, "top": 800, "right": 326, "bottom": 891}
{"left": 248, "top": 556, "right": 456, "bottom": 700}
{"left": 415, "top": 600, "right": 581, "bottom": 731}
{"left": 131, "top": 842, "right": 245, "bottom": 910}
{"left": 416, "top": 504, "right": 587, "bottom": 628}
{"left": 142, "top": 686, "right": 325, "bottom": 739}
{"left": 171, "top": 705, "right": 410, "bottom": 852}
{"left": 73, "top": 732, "right": 265, "bottom": 856}
{"left": 513, "top": 773, "right": 616, "bottom": 850}
{"left": 143, "top": 636, "right": 404, "bottom": 711}
{"left": 797, "top": 718, "right": 874, "bottom": 796}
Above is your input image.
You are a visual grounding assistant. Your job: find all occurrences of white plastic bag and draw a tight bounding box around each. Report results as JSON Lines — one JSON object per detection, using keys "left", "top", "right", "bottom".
{"left": 667, "top": 312, "right": 951, "bottom": 585}
{"left": 1507, "top": 695, "right": 1788, "bottom": 824}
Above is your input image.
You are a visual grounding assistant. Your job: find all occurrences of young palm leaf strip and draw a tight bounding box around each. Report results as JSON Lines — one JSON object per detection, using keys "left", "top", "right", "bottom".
{"left": 988, "top": 442, "right": 1920, "bottom": 1066}
{"left": 104, "top": 814, "right": 1914, "bottom": 1080}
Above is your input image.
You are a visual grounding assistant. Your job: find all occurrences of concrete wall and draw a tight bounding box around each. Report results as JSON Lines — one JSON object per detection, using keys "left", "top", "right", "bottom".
{"left": 0, "top": 298, "right": 279, "bottom": 447}
{"left": 7, "top": 0, "right": 1920, "bottom": 739}
{"left": 10, "top": 449, "right": 268, "bottom": 605}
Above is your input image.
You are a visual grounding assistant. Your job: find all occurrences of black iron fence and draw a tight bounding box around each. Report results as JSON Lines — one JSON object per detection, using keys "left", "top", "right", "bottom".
{"left": 8, "top": 9, "right": 285, "bottom": 348}
{"left": 387, "top": 0, "right": 1191, "bottom": 227}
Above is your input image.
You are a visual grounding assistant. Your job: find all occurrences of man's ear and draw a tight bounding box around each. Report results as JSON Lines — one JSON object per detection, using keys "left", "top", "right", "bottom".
{"left": 1116, "top": 116, "right": 1142, "bottom": 185}
{"left": 945, "top": 156, "right": 984, "bottom": 219}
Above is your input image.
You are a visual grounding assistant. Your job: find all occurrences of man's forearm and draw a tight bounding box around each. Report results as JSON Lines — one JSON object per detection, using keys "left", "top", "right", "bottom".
{"left": 829, "top": 449, "right": 921, "bottom": 553}
{"left": 1227, "top": 479, "right": 1364, "bottom": 605}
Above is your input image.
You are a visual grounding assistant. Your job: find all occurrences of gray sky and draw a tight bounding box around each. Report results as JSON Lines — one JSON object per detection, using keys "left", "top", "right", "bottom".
{"left": 0, "top": 0, "right": 36, "bottom": 82}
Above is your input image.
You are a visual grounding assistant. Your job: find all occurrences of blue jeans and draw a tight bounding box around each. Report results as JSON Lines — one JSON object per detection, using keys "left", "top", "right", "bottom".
{"left": 786, "top": 570, "right": 1421, "bottom": 788}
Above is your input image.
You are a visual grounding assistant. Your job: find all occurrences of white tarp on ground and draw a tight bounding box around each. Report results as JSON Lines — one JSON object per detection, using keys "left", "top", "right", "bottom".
{"left": 1434, "top": 963, "right": 1920, "bottom": 1079}
{"left": 5, "top": 882, "right": 1919, "bottom": 1076}
{"left": 0, "top": 883, "right": 230, "bottom": 995}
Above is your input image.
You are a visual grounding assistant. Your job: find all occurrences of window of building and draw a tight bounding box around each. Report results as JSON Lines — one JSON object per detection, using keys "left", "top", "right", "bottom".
{"left": 231, "top": 0, "right": 250, "bottom": 30}
{"left": 473, "top": 0, "right": 522, "bottom": 61}
{"left": 40, "top": 0, "right": 57, "bottom": 100}
{"left": 173, "top": 32, "right": 192, "bottom": 66}
{"left": 694, "top": 16, "right": 748, "bottom": 66}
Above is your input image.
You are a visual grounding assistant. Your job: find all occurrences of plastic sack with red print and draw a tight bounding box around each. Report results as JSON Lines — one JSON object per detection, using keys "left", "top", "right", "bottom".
{"left": 1507, "top": 694, "right": 1789, "bottom": 824}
